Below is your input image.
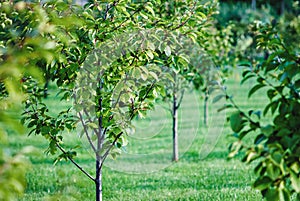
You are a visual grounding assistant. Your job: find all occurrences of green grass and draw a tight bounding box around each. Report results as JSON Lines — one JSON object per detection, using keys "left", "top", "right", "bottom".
{"left": 11, "top": 69, "right": 270, "bottom": 200}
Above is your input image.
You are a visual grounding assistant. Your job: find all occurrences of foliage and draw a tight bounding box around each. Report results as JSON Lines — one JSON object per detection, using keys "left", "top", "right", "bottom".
{"left": 0, "top": 146, "right": 31, "bottom": 201}
{"left": 0, "top": 1, "right": 65, "bottom": 200}
{"left": 214, "top": 0, "right": 299, "bottom": 69}
{"left": 225, "top": 21, "right": 300, "bottom": 200}
{"left": 278, "top": 1, "right": 300, "bottom": 51}
{"left": 16, "top": 0, "right": 218, "bottom": 200}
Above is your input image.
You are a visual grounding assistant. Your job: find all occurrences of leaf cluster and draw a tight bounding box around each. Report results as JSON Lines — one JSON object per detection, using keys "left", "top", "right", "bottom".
{"left": 225, "top": 21, "right": 300, "bottom": 200}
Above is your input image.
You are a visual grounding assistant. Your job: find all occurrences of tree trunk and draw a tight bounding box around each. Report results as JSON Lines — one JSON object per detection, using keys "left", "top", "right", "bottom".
{"left": 172, "top": 92, "right": 178, "bottom": 162}
{"left": 280, "top": 0, "right": 285, "bottom": 15}
{"left": 96, "top": 79, "right": 103, "bottom": 201}
{"left": 95, "top": 157, "right": 102, "bottom": 201}
{"left": 203, "top": 89, "right": 209, "bottom": 127}
{"left": 251, "top": 0, "right": 256, "bottom": 10}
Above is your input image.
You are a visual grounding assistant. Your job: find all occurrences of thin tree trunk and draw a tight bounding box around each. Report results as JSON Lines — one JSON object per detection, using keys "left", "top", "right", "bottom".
{"left": 204, "top": 89, "right": 209, "bottom": 127}
{"left": 95, "top": 156, "right": 102, "bottom": 201}
{"left": 280, "top": 0, "right": 285, "bottom": 15}
{"left": 96, "top": 78, "right": 103, "bottom": 201}
{"left": 172, "top": 92, "right": 178, "bottom": 162}
{"left": 251, "top": 0, "right": 256, "bottom": 10}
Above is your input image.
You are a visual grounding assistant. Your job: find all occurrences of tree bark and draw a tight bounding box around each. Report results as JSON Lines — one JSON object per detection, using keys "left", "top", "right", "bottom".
{"left": 172, "top": 92, "right": 178, "bottom": 162}
{"left": 251, "top": 0, "right": 256, "bottom": 10}
{"left": 96, "top": 77, "right": 103, "bottom": 201}
{"left": 280, "top": 0, "right": 285, "bottom": 15}
{"left": 204, "top": 89, "right": 209, "bottom": 127}
{"left": 95, "top": 157, "right": 102, "bottom": 201}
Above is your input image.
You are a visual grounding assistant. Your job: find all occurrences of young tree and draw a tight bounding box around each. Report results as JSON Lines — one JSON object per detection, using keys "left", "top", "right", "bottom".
{"left": 21, "top": 1, "right": 218, "bottom": 200}
{"left": 160, "top": 58, "right": 194, "bottom": 162}
{"left": 161, "top": 51, "right": 216, "bottom": 161}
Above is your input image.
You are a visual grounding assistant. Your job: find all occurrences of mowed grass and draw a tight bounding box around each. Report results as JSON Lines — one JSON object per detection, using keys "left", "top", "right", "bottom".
{"left": 10, "top": 69, "right": 271, "bottom": 200}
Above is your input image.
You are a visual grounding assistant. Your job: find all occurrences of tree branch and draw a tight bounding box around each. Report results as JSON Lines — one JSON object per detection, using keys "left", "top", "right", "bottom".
{"left": 176, "top": 89, "right": 185, "bottom": 110}
{"left": 78, "top": 111, "right": 97, "bottom": 153}
{"left": 83, "top": 108, "right": 99, "bottom": 135}
{"left": 224, "top": 88, "right": 260, "bottom": 128}
{"left": 103, "top": 1, "right": 119, "bottom": 20}
{"left": 98, "top": 132, "right": 123, "bottom": 171}
{"left": 55, "top": 139, "right": 95, "bottom": 182}
{"left": 171, "top": 1, "right": 197, "bottom": 31}
{"left": 106, "top": 3, "right": 146, "bottom": 34}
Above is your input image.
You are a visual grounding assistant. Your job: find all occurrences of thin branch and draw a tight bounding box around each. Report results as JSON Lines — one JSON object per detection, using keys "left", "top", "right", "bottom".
{"left": 98, "top": 132, "right": 123, "bottom": 171}
{"left": 55, "top": 140, "right": 95, "bottom": 182}
{"left": 105, "top": 3, "right": 146, "bottom": 34}
{"left": 136, "top": 81, "right": 156, "bottom": 113}
{"left": 101, "top": 115, "right": 113, "bottom": 140}
{"left": 78, "top": 111, "right": 97, "bottom": 153}
{"left": 176, "top": 89, "right": 185, "bottom": 110}
{"left": 171, "top": 1, "right": 197, "bottom": 31}
{"left": 83, "top": 108, "right": 99, "bottom": 135}
{"left": 224, "top": 89, "right": 260, "bottom": 128}
{"left": 254, "top": 71, "right": 289, "bottom": 104}
{"left": 112, "top": 73, "right": 129, "bottom": 109}
{"left": 103, "top": 1, "right": 119, "bottom": 20}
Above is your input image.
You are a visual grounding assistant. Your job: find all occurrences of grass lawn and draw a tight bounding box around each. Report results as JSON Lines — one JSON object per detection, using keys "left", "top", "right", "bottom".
{"left": 11, "top": 69, "right": 269, "bottom": 200}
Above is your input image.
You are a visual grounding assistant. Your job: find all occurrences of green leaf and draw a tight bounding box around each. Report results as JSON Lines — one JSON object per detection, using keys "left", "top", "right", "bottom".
{"left": 264, "top": 188, "right": 279, "bottom": 201}
{"left": 196, "top": 11, "right": 206, "bottom": 19}
{"left": 279, "top": 72, "right": 288, "bottom": 83}
{"left": 271, "top": 151, "right": 282, "bottom": 166}
{"left": 254, "top": 134, "right": 266, "bottom": 144}
{"left": 253, "top": 176, "right": 272, "bottom": 190}
{"left": 178, "top": 55, "right": 189, "bottom": 66}
{"left": 212, "top": 94, "right": 226, "bottom": 103}
{"left": 290, "top": 169, "right": 300, "bottom": 193}
{"left": 87, "top": 122, "right": 98, "bottom": 129}
{"left": 145, "top": 5, "right": 155, "bottom": 16}
{"left": 149, "top": 71, "right": 158, "bottom": 81}
{"left": 242, "top": 69, "right": 252, "bottom": 77}
{"left": 239, "top": 62, "right": 251, "bottom": 67}
{"left": 249, "top": 110, "right": 261, "bottom": 119}
{"left": 164, "top": 46, "right": 171, "bottom": 57}
{"left": 279, "top": 188, "right": 290, "bottom": 201}
{"left": 267, "top": 89, "right": 277, "bottom": 100}
{"left": 294, "top": 79, "right": 300, "bottom": 89}
{"left": 261, "top": 124, "right": 274, "bottom": 137}
{"left": 230, "top": 111, "right": 244, "bottom": 133}
{"left": 238, "top": 129, "right": 252, "bottom": 140}
{"left": 266, "top": 163, "right": 280, "bottom": 180}
{"left": 228, "top": 141, "right": 242, "bottom": 158}
{"left": 263, "top": 100, "right": 279, "bottom": 116}
{"left": 164, "top": 72, "right": 175, "bottom": 83}
{"left": 245, "top": 151, "right": 259, "bottom": 163}
{"left": 146, "top": 50, "right": 154, "bottom": 60}
{"left": 248, "top": 84, "right": 266, "bottom": 98}
{"left": 66, "top": 123, "right": 73, "bottom": 130}
{"left": 41, "top": 126, "right": 50, "bottom": 135}
{"left": 147, "top": 41, "right": 155, "bottom": 51}
{"left": 132, "top": 68, "right": 142, "bottom": 79}
{"left": 217, "top": 104, "right": 233, "bottom": 112}
{"left": 140, "top": 11, "right": 148, "bottom": 19}
{"left": 241, "top": 74, "right": 255, "bottom": 84}
{"left": 277, "top": 128, "right": 290, "bottom": 136}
